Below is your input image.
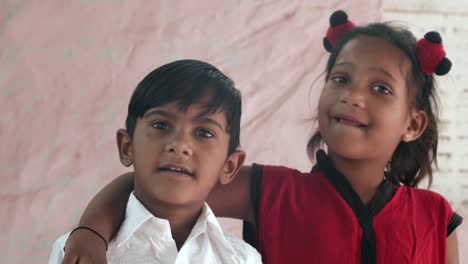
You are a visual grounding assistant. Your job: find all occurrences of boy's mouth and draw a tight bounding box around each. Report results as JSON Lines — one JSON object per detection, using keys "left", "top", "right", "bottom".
{"left": 333, "top": 115, "right": 367, "bottom": 128}
{"left": 158, "top": 163, "right": 195, "bottom": 177}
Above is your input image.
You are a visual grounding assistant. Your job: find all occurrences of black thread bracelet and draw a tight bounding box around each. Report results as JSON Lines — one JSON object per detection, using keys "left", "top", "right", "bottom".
{"left": 68, "top": 226, "right": 109, "bottom": 251}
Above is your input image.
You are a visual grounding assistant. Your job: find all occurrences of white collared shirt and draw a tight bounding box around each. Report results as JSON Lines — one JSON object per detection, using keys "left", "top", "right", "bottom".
{"left": 49, "top": 193, "right": 261, "bottom": 264}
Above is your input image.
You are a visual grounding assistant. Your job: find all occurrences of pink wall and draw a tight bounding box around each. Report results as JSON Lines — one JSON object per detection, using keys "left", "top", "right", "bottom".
{"left": 1, "top": 1, "right": 465, "bottom": 262}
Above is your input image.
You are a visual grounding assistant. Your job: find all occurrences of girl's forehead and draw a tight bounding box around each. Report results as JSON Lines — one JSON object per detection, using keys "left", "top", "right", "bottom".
{"left": 336, "top": 36, "right": 412, "bottom": 75}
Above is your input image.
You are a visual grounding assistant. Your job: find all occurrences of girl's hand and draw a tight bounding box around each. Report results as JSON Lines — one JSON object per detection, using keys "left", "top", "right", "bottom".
{"left": 61, "top": 229, "right": 108, "bottom": 264}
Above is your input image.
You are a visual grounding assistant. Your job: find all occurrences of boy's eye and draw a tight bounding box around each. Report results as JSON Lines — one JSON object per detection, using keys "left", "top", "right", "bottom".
{"left": 151, "top": 121, "right": 169, "bottom": 130}
{"left": 372, "top": 84, "right": 392, "bottom": 95}
{"left": 195, "top": 128, "right": 214, "bottom": 138}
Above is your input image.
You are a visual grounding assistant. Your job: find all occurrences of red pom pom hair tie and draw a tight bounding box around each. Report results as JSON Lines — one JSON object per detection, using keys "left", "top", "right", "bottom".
{"left": 416, "top": 31, "right": 452, "bottom": 75}
{"left": 323, "top": 10, "right": 356, "bottom": 52}
{"left": 323, "top": 11, "right": 452, "bottom": 76}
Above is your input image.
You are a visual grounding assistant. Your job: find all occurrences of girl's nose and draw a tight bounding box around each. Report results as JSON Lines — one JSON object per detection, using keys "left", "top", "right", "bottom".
{"left": 340, "top": 85, "right": 366, "bottom": 109}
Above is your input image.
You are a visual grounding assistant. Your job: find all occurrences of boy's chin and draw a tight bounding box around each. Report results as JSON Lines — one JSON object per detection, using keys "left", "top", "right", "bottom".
{"left": 148, "top": 189, "right": 207, "bottom": 207}
{"left": 157, "top": 195, "right": 202, "bottom": 207}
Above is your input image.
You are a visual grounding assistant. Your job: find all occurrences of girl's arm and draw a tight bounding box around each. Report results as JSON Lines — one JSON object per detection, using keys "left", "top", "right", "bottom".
{"left": 207, "top": 166, "right": 255, "bottom": 223}
{"left": 61, "top": 166, "right": 253, "bottom": 263}
{"left": 446, "top": 231, "right": 459, "bottom": 264}
{"left": 62, "top": 172, "right": 134, "bottom": 264}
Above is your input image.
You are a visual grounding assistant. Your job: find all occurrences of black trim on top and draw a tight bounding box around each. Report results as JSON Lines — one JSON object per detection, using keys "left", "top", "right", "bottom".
{"left": 242, "top": 164, "right": 264, "bottom": 249}
{"left": 251, "top": 164, "right": 264, "bottom": 228}
{"left": 448, "top": 212, "right": 463, "bottom": 236}
{"left": 313, "top": 150, "right": 395, "bottom": 264}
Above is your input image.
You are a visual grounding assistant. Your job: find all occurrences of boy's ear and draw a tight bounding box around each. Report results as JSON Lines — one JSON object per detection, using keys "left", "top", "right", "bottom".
{"left": 116, "top": 129, "right": 134, "bottom": 167}
{"left": 219, "top": 149, "right": 246, "bottom": 185}
{"left": 402, "top": 110, "right": 428, "bottom": 142}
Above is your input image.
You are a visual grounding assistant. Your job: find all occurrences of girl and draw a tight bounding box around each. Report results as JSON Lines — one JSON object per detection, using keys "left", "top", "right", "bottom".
{"left": 62, "top": 11, "right": 462, "bottom": 264}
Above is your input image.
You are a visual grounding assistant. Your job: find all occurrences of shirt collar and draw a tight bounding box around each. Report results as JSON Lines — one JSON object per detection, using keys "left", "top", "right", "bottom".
{"left": 312, "top": 149, "right": 395, "bottom": 217}
{"left": 192, "top": 203, "right": 235, "bottom": 253}
{"left": 115, "top": 192, "right": 167, "bottom": 247}
{"left": 114, "top": 192, "right": 233, "bottom": 252}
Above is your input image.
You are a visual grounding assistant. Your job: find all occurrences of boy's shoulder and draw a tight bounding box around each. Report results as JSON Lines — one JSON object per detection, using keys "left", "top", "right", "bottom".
{"left": 222, "top": 232, "right": 262, "bottom": 262}
{"left": 202, "top": 204, "right": 261, "bottom": 262}
{"left": 49, "top": 230, "right": 263, "bottom": 263}
{"left": 48, "top": 232, "right": 70, "bottom": 264}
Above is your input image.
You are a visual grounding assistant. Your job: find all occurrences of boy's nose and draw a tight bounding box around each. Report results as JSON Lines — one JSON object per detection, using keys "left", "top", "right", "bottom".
{"left": 165, "top": 132, "right": 194, "bottom": 156}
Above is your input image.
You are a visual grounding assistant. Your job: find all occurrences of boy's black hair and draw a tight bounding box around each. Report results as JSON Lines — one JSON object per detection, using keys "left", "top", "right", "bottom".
{"left": 308, "top": 23, "right": 440, "bottom": 188}
{"left": 126, "top": 59, "right": 241, "bottom": 155}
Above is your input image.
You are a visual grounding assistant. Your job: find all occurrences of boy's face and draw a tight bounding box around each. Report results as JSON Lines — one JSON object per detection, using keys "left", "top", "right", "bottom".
{"left": 117, "top": 99, "right": 244, "bottom": 207}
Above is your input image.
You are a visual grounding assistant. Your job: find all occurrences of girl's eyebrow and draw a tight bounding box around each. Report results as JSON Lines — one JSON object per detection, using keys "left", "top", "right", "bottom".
{"left": 334, "top": 61, "right": 352, "bottom": 67}
{"left": 335, "top": 61, "right": 396, "bottom": 81}
{"left": 368, "top": 66, "right": 396, "bottom": 81}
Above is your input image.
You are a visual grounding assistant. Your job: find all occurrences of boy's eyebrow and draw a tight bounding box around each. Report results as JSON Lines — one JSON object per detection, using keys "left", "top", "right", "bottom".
{"left": 143, "top": 109, "right": 173, "bottom": 119}
{"left": 195, "top": 116, "right": 225, "bottom": 131}
{"left": 143, "top": 109, "right": 225, "bottom": 131}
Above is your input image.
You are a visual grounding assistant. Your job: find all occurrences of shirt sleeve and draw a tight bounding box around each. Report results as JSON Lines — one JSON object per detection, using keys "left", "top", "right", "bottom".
{"left": 435, "top": 192, "right": 463, "bottom": 237}
{"left": 244, "top": 242, "right": 262, "bottom": 264}
{"left": 224, "top": 234, "right": 263, "bottom": 263}
{"left": 250, "top": 247, "right": 263, "bottom": 263}
{"left": 48, "top": 233, "right": 69, "bottom": 264}
{"left": 447, "top": 212, "right": 463, "bottom": 236}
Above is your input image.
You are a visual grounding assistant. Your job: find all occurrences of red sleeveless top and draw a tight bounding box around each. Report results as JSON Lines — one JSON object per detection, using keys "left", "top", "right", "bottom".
{"left": 244, "top": 150, "right": 462, "bottom": 264}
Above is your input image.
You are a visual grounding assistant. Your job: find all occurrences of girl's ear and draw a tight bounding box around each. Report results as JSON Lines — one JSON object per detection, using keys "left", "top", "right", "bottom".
{"left": 116, "top": 129, "right": 134, "bottom": 167}
{"left": 219, "top": 149, "right": 246, "bottom": 185}
{"left": 402, "top": 111, "right": 428, "bottom": 142}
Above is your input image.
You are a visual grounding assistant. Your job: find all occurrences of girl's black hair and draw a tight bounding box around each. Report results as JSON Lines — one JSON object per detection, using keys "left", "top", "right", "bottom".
{"left": 126, "top": 59, "right": 241, "bottom": 155}
{"left": 308, "top": 23, "right": 439, "bottom": 188}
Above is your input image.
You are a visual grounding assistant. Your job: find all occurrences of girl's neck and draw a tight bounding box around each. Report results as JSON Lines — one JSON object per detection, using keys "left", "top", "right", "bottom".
{"left": 134, "top": 191, "right": 203, "bottom": 251}
{"left": 327, "top": 151, "right": 388, "bottom": 205}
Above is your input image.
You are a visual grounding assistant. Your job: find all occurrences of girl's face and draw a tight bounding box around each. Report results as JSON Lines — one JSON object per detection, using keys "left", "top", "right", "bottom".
{"left": 318, "top": 36, "right": 415, "bottom": 162}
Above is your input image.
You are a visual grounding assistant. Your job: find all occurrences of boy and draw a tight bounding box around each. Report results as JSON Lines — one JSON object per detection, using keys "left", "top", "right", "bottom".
{"left": 49, "top": 60, "right": 261, "bottom": 263}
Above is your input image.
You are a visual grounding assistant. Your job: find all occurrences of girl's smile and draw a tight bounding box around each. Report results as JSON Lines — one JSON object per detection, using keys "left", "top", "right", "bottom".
{"left": 332, "top": 114, "right": 368, "bottom": 128}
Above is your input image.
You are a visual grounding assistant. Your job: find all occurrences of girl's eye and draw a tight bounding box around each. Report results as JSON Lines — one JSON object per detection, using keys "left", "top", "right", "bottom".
{"left": 372, "top": 84, "right": 392, "bottom": 95}
{"left": 151, "top": 121, "right": 169, "bottom": 130}
{"left": 331, "top": 75, "right": 349, "bottom": 85}
{"left": 195, "top": 128, "right": 214, "bottom": 138}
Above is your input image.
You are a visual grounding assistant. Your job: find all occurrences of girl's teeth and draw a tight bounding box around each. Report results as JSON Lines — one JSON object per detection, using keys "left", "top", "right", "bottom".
{"left": 336, "top": 118, "right": 362, "bottom": 126}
